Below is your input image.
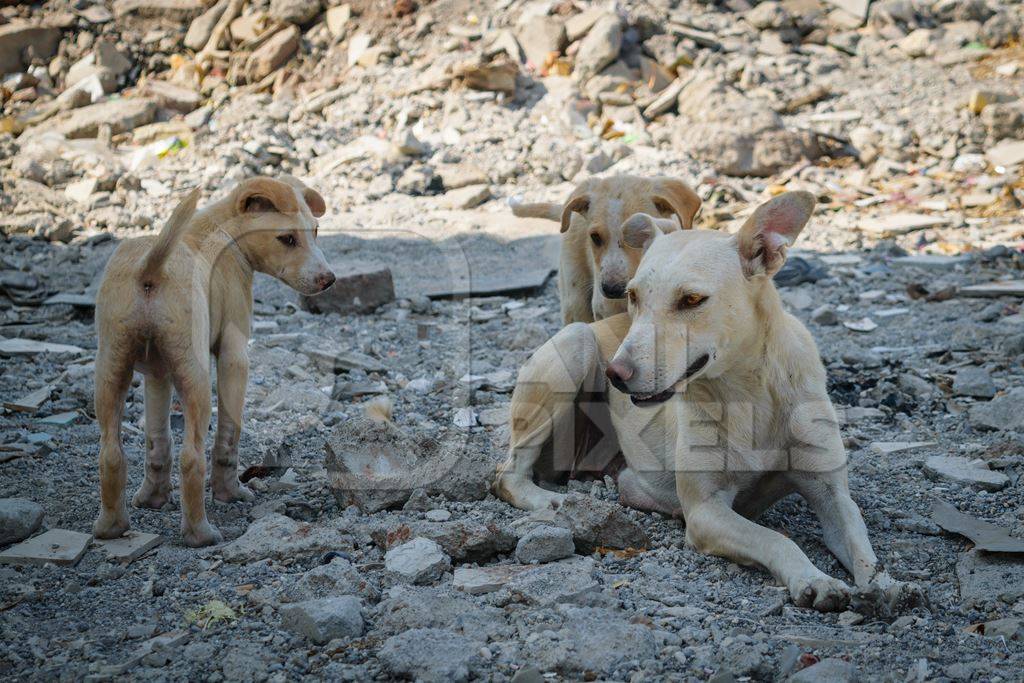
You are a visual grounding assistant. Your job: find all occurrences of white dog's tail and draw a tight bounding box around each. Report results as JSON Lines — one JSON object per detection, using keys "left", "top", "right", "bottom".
{"left": 138, "top": 188, "right": 201, "bottom": 285}
{"left": 508, "top": 195, "right": 562, "bottom": 222}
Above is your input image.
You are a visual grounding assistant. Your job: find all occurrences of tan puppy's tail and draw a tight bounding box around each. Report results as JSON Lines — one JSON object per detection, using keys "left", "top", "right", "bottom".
{"left": 508, "top": 195, "right": 561, "bottom": 222}
{"left": 363, "top": 396, "right": 393, "bottom": 424}
{"left": 138, "top": 188, "right": 201, "bottom": 285}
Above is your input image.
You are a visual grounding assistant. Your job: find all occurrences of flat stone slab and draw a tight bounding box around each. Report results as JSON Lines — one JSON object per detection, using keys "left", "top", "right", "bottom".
{"left": 0, "top": 337, "right": 85, "bottom": 357}
{"left": 453, "top": 564, "right": 530, "bottom": 595}
{"left": 987, "top": 139, "right": 1024, "bottom": 168}
{"left": 0, "top": 528, "right": 92, "bottom": 566}
{"left": 932, "top": 500, "right": 1024, "bottom": 553}
{"left": 890, "top": 255, "right": 970, "bottom": 270}
{"left": 923, "top": 456, "right": 1009, "bottom": 492}
{"left": 423, "top": 267, "right": 554, "bottom": 299}
{"left": 859, "top": 213, "right": 951, "bottom": 236}
{"left": 94, "top": 531, "right": 163, "bottom": 564}
{"left": 959, "top": 280, "right": 1024, "bottom": 298}
{"left": 957, "top": 550, "right": 1024, "bottom": 605}
{"left": 869, "top": 441, "right": 935, "bottom": 455}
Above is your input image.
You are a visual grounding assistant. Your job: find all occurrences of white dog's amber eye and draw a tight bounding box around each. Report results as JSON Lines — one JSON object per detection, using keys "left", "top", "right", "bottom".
{"left": 627, "top": 290, "right": 637, "bottom": 305}
{"left": 677, "top": 293, "right": 707, "bottom": 309}
{"left": 590, "top": 233, "right": 604, "bottom": 247}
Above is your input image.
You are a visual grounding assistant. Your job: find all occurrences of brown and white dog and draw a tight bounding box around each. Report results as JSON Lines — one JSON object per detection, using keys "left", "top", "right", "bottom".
{"left": 511, "top": 175, "right": 701, "bottom": 324}
{"left": 92, "top": 176, "right": 335, "bottom": 547}
{"left": 496, "top": 192, "right": 915, "bottom": 611}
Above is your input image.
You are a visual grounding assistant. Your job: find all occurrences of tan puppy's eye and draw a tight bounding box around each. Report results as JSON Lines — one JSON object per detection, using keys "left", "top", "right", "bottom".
{"left": 677, "top": 293, "right": 707, "bottom": 309}
{"left": 590, "top": 233, "right": 604, "bottom": 247}
{"left": 277, "top": 234, "right": 297, "bottom": 248}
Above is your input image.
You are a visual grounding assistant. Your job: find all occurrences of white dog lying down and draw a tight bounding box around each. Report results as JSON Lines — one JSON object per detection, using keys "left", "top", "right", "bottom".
{"left": 495, "top": 192, "right": 916, "bottom": 611}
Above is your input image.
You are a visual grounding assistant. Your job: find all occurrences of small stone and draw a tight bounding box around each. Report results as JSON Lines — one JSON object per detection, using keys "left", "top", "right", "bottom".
{"left": 514, "top": 525, "right": 575, "bottom": 564}
{"left": 453, "top": 565, "right": 527, "bottom": 595}
{"left": 246, "top": 25, "right": 300, "bottom": 81}
{"left": 425, "top": 509, "right": 451, "bottom": 522}
{"left": 39, "top": 98, "right": 157, "bottom": 139}
{"left": 326, "top": 4, "right": 351, "bottom": 38}
{"left": 384, "top": 537, "right": 451, "bottom": 585}
{"left": 269, "top": 0, "right": 322, "bottom": 25}
{"left": 980, "top": 618, "right": 1023, "bottom": 640}
{"left": 923, "top": 456, "right": 1008, "bottom": 492}
{"left": 953, "top": 366, "right": 996, "bottom": 399}
{"left": 94, "top": 531, "right": 163, "bottom": 564}
{"left": 790, "top": 657, "right": 858, "bottom": 682}
{"left": 0, "top": 498, "right": 45, "bottom": 546}
{"left": 837, "top": 610, "right": 864, "bottom": 626}
{"left": 184, "top": 0, "right": 229, "bottom": 50}
{"left": 516, "top": 15, "right": 567, "bottom": 69}
{"left": 438, "top": 184, "right": 490, "bottom": 210}
{"left": 279, "top": 596, "right": 363, "bottom": 645}
{"left": 811, "top": 305, "right": 839, "bottom": 325}
{"left": 0, "top": 24, "right": 61, "bottom": 73}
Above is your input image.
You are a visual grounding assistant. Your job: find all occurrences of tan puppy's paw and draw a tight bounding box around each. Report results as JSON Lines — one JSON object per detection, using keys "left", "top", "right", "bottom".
{"left": 181, "top": 520, "right": 223, "bottom": 548}
{"left": 93, "top": 510, "right": 130, "bottom": 539}
{"left": 789, "top": 572, "right": 851, "bottom": 612}
{"left": 212, "top": 483, "right": 255, "bottom": 504}
{"left": 132, "top": 484, "right": 172, "bottom": 510}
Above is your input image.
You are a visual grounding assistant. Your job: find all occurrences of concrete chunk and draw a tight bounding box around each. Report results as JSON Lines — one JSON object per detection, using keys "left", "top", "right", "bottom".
{"left": 0, "top": 528, "right": 91, "bottom": 566}
{"left": 300, "top": 267, "right": 395, "bottom": 315}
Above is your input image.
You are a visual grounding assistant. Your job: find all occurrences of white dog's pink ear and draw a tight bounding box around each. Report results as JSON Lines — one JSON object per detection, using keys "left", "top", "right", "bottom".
{"left": 622, "top": 213, "right": 674, "bottom": 250}
{"left": 737, "top": 191, "right": 815, "bottom": 278}
{"left": 235, "top": 177, "right": 300, "bottom": 215}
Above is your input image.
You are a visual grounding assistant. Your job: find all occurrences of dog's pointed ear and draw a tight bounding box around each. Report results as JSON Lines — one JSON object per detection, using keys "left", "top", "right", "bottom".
{"left": 302, "top": 188, "right": 326, "bottom": 217}
{"left": 652, "top": 178, "right": 702, "bottom": 229}
{"left": 622, "top": 213, "right": 671, "bottom": 251}
{"left": 736, "top": 191, "right": 816, "bottom": 278}
{"left": 560, "top": 194, "right": 590, "bottom": 233}
{"left": 234, "top": 178, "right": 300, "bottom": 215}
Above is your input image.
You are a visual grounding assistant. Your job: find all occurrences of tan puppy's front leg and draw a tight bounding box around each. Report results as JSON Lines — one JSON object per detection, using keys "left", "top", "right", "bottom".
{"left": 132, "top": 374, "right": 174, "bottom": 509}
{"left": 176, "top": 367, "right": 222, "bottom": 547}
{"left": 210, "top": 339, "right": 254, "bottom": 503}
{"left": 93, "top": 353, "right": 134, "bottom": 539}
{"left": 495, "top": 322, "right": 604, "bottom": 511}
{"left": 683, "top": 486, "right": 851, "bottom": 612}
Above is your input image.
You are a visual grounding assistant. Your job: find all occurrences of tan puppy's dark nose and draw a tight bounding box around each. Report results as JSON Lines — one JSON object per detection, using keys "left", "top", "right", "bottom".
{"left": 316, "top": 272, "right": 336, "bottom": 291}
{"left": 605, "top": 359, "right": 634, "bottom": 392}
{"left": 601, "top": 281, "right": 626, "bottom": 299}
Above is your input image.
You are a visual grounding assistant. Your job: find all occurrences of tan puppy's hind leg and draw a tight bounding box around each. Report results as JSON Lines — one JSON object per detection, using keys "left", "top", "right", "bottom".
{"left": 684, "top": 490, "right": 851, "bottom": 612}
{"left": 211, "top": 338, "right": 254, "bottom": 503}
{"left": 496, "top": 322, "right": 604, "bottom": 511}
{"left": 176, "top": 366, "right": 222, "bottom": 547}
{"left": 132, "top": 374, "right": 174, "bottom": 509}
{"left": 93, "top": 351, "right": 134, "bottom": 539}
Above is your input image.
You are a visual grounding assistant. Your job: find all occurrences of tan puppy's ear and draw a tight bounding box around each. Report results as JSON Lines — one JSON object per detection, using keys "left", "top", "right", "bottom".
{"left": 560, "top": 195, "right": 590, "bottom": 233}
{"left": 302, "top": 188, "right": 326, "bottom": 217}
{"left": 621, "top": 213, "right": 673, "bottom": 250}
{"left": 652, "top": 178, "right": 702, "bottom": 229}
{"left": 736, "top": 191, "right": 816, "bottom": 278}
{"left": 234, "top": 178, "right": 300, "bottom": 215}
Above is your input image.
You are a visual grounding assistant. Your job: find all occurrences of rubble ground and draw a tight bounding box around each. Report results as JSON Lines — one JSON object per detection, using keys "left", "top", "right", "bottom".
{"left": 2, "top": 0, "right": 1024, "bottom": 680}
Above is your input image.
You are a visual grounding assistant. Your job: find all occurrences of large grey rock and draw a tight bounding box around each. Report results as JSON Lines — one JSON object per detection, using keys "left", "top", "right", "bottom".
{"left": 301, "top": 267, "right": 394, "bottom": 315}
{"left": 376, "top": 587, "right": 507, "bottom": 637}
{"left": 0, "top": 24, "right": 61, "bottom": 74}
{"left": 325, "top": 416, "right": 492, "bottom": 512}
{"left": 277, "top": 557, "right": 380, "bottom": 602}
{"left": 379, "top": 628, "right": 483, "bottom": 683}
{"left": 0, "top": 499, "right": 44, "bottom": 546}
{"left": 372, "top": 519, "right": 516, "bottom": 563}
{"left": 500, "top": 556, "right": 600, "bottom": 606}
{"left": 384, "top": 537, "right": 451, "bottom": 585}
{"left": 923, "top": 456, "right": 1009, "bottom": 492}
{"left": 221, "top": 514, "right": 350, "bottom": 563}
{"left": 552, "top": 493, "right": 650, "bottom": 553}
{"left": 279, "top": 596, "right": 363, "bottom": 645}
{"left": 953, "top": 367, "right": 996, "bottom": 399}
{"left": 789, "top": 657, "right": 858, "bottom": 682}
{"left": 969, "top": 388, "right": 1024, "bottom": 431}
{"left": 673, "top": 72, "right": 820, "bottom": 177}
{"left": 574, "top": 14, "right": 622, "bottom": 81}
{"left": 522, "top": 605, "right": 658, "bottom": 676}
{"left": 515, "top": 525, "right": 574, "bottom": 564}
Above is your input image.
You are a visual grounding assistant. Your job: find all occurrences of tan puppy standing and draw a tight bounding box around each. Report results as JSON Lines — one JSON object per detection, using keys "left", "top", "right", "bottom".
{"left": 496, "top": 192, "right": 915, "bottom": 611}
{"left": 93, "top": 176, "right": 335, "bottom": 547}
{"left": 511, "top": 175, "right": 701, "bottom": 324}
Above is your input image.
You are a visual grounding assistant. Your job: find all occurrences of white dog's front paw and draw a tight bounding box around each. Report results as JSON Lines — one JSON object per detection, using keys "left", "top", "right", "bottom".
{"left": 789, "top": 572, "right": 851, "bottom": 612}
